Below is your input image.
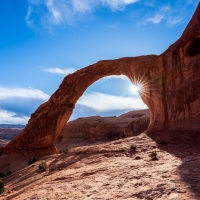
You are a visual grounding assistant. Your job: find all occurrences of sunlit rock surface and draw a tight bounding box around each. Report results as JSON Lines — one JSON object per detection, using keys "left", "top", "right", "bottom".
{"left": 56, "top": 109, "right": 149, "bottom": 150}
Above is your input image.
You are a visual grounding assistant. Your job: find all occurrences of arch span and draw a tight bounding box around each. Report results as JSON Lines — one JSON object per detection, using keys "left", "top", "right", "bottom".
{"left": 3, "top": 3, "right": 200, "bottom": 155}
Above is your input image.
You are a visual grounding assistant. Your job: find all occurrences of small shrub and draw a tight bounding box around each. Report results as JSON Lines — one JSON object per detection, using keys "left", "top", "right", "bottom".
{"left": 130, "top": 144, "right": 136, "bottom": 151}
{"left": 7, "top": 171, "right": 12, "bottom": 176}
{"left": 39, "top": 162, "right": 48, "bottom": 172}
{"left": 134, "top": 155, "right": 141, "bottom": 160}
{"left": 0, "top": 179, "right": 5, "bottom": 194}
{"left": 150, "top": 151, "right": 158, "bottom": 160}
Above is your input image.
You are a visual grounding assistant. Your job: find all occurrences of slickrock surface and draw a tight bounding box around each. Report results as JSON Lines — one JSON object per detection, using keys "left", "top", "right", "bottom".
{"left": 56, "top": 109, "right": 149, "bottom": 150}
{"left": 1, "top": 132, "right": 200, "bottom": 200}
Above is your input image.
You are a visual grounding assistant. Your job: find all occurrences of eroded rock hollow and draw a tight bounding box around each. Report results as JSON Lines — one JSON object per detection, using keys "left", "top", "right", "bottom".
{"left": 2, "top": 3, "right": 200, "bottom": 155}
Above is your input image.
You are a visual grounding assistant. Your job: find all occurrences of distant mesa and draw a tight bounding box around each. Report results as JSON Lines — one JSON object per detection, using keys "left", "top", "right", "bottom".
{"left": 0, "top": 124, "right": 26, "bottom": 129}
{"left": 0, "top": 125, "right": 24, "bottom": 145}
{"left": 2, "top": 3, "right": 200, "bottom": 155}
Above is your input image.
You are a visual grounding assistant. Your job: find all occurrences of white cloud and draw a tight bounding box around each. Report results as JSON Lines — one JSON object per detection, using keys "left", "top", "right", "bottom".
{"left": 43, "top": 67, "right": 77, "bottom": 75}
{"left": 101, "top": 0, "right": 138, "bottom": 10}
{"left": 0, "top": 86, "right": 49, "bottom": 100}
{"left": 146, "top": 13, "right": 164, "bottom": 24}
{"left": 26, "top": 0, "right": 139, "bottom": 27}
{"left": 77, "top": 92, "right": 147, "bottom": 112}
{"left": 71, "top": 0, "right": 93, "bottom": 13}
{"left": 168, "top": 16, "right": 182, "bottom": 26}
{"left": 144, "top": 6, "right": 169, "bottom": 24}
{"left": 0, "top": 109, "right": 29, "bottom": 124}
{"left": 143, "top": 4, "right": 187, "bottom": 26}
{"left": 102, "top": 75, "right": 129, "bottom": 81}
{"left": 0, "top": 86, "right": 50, "bottom": 124}
{"left": 104, "top": 22, "right": 119, "bottom": 29}
{"left": 46, "top": 0, "right": 62, "bottom": 24}
{"left": 25, "top": 5, "right": 34, "bottom": 26}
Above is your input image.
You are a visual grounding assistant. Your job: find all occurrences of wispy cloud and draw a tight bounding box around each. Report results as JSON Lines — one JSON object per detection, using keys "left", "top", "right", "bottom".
{"left": 26, "top": 0, "right": 139, "bottom": 28}
{"left": 0, "top": 86, "right": 49, "bottom": 100}
{"left": 144, "top": 6, "right": 169, "bottom": 24}
{"left": 168, "top": 16, "right": 182, "bottom": 26}
{"left": 104, "top": 22, "right": 119, "bottom": 29}
{"left": 43, "top": 67, "right": 77, "bottom": 75}
{"left": 0, "top": 86, "right": 50, "bottom": 124}
{"left": 146, "top": 14, "right": 164, "bottom": 24}
{"left": 25, "top": 5, "right": 34, "bottom": 26}
{"left": 101, "top": 0, "right": 138, "bottom": 11}
{"left": 102, "top": 75, "right": 129, "bottom": 81}
{"left": 77, "top": 92, "right": 147, "bottom": 112}
{"left": 0, "top": 109, "right": 29, "bottom": 124}
{"left": 142, "top": 1, "right": 198, "bottom": 26}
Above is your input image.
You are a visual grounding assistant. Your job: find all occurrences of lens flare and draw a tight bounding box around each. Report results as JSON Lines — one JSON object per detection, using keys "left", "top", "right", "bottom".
{"left": 128, "top": 71, "right": 155, "bottom": 100}
{"left": 130, "top": 85, "right": 141, "bottom": 94}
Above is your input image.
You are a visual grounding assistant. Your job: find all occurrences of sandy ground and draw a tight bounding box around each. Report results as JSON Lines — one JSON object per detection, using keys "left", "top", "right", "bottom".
{"left": 0, "top": 131, "right": 200, "bottom": 200}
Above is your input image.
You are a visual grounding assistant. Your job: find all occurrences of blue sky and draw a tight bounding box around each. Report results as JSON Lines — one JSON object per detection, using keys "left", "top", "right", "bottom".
{"left": 0, "top": 0, "right": 199, "bottom": 124}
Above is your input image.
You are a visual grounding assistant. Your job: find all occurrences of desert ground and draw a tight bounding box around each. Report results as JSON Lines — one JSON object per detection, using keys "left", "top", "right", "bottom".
{"left": 1, "top": 128, "right": 200, "bottom": 200}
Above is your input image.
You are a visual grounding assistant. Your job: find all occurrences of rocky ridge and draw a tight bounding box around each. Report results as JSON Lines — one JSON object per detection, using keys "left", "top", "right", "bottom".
{"left": 56, "top": 109, "right": 149, "bottom": 150}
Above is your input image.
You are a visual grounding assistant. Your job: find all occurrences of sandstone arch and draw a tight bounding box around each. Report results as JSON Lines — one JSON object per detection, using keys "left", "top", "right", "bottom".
{"left": 2, "top": 3, "right": 200, "bottom": 155}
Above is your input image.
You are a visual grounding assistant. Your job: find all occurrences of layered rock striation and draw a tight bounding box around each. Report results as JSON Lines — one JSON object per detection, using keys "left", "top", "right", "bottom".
{"left": 3, "top": 3, "right": 200, "bottom": 155}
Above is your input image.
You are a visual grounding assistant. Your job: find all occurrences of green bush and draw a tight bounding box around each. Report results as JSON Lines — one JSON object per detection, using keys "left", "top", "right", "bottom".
{"left": 130, "top": 144, "right": 136, "bottom": 151}
{"left": 0, "top": 179, "right": 5, "bottom": 194}
{"left": 38, "top": 162, "right": 48, "bottom": 172}
{"left": 150, "top": 151, "right": 158, "bottom": 160}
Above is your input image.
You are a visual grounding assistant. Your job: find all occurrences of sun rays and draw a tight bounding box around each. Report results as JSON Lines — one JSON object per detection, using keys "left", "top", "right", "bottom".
{"left": 128, "top": 72, "right": 156, "bottom": 99}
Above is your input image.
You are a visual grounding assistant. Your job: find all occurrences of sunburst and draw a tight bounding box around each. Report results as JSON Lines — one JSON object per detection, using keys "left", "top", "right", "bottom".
{"left": 129, "top": 73, "right": 155, "bottom": 99}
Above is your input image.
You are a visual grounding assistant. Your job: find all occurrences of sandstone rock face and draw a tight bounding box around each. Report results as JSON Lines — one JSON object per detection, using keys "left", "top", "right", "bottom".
{"left": 56, "top": 109, "right": 149, "bottom": 150}
{"left": 3, "top": 3, "right": 200, "bottom": 155}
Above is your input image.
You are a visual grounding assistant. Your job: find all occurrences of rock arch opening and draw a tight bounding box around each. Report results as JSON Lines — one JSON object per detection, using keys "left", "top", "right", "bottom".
{"left": 55, "top": 75, "right": 149, "bottom": 148}
{"left": 70, "top": 75, "right": 148, "bottom": 120}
